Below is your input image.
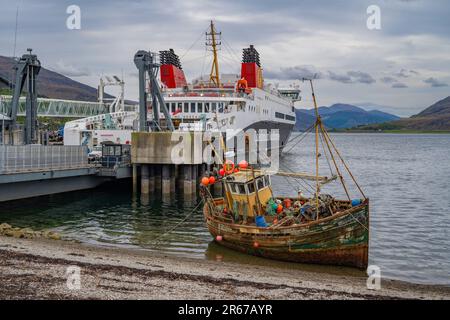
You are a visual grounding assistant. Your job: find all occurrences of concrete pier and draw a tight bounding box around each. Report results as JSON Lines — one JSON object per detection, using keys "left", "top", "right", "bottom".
{"left": 131, "top": 132, "right": 205, "bottom": 200}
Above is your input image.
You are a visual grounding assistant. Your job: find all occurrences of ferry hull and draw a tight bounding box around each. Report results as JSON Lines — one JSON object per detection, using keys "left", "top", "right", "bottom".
{"left": 204, "top": 200, "right": 369, "bottom": 269}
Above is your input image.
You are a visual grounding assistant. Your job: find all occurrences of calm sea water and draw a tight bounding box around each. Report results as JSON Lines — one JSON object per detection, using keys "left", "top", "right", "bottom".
{"left": 1, "top": 133, "right": 449, "bottom": 285}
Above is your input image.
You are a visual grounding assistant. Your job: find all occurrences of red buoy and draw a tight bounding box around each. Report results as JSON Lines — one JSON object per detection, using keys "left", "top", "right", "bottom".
{"left": 201, "top": 177, "right": 210, "bottom": 186}
{"left": 209, "top": 176, "right": 216, "bottom": 184}
{"left": 253, "top": 241, "right": 260, "bottom": 248}
{"left": 216, "top": 235, "right": 223, "bottom": 242}
{"left": 218, "top": 168, "right": 225, "bottom": 176}
{"left": 238, "top": 160, "right": 249, "bottom": 169}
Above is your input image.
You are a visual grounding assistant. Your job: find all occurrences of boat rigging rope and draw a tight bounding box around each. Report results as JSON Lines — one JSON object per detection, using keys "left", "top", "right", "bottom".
{"left": 318, "top": 128, "right": 334, "bottom": 176}
{"left": 180, "top": 27, "right": 209, "bottom": 59}
{"left": 283, "top": 124, "right": 314, "bottom": 154}
{"left": 152, "top": 199, "right": 205, "bottom": 244}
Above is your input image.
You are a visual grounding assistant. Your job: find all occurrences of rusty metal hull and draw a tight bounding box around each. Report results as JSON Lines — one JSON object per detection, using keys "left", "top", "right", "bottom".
{"left": 204, "top": 200, "right": 369, "bottom": 269}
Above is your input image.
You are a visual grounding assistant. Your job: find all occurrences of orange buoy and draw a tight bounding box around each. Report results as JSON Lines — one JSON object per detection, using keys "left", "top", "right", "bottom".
{"left": 276, "top": 204, "right": 283, "bottom": 213}
{"left": 273, "top": 218, "right": 278, "bottom": 225}
{"left": 216, "top": 235, "right": 223, "bottom": 242}
{"left": 201, "top": 177, "right": 210, "bottom": 186}
{"left": 283, "top": 198, "right": 292, "bottom": 208}
{"left": 238, "top": 160, "right": 249, "bottom": 169}
{"left": 209, "top": 176, "right": 216, "bottom": 184}
{"left": 253, "top": 241, "right": 260, "bottom": 248}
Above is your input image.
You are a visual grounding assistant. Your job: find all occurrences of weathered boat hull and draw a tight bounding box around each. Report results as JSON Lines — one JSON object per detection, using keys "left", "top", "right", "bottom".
{"left": 204, "top": 200, "right": 369, "bottom": 269}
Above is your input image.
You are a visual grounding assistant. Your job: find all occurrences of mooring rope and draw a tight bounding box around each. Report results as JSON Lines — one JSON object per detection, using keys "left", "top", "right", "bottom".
{"left": 152, "top": 199, "right": 205, "bottom": 244}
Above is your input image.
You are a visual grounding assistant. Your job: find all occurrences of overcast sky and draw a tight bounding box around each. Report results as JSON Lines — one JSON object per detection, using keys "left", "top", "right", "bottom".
{"left": 0, "top": 0, "right": 449, "bottom": 116}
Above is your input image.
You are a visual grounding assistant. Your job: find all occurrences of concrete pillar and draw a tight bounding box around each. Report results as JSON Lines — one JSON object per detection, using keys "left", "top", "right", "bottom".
{"left": 175, "top": 165, "right": 180, "bottom": 189}
{"left": 154, "top": 165, "right": 162, "bottom": 190}
{"left": 162, "top": 164, "right": 171, "bottom": 196}
{"left": 132, "top": 164, "right": 138, "bottom": 194}
{"left": 141, "top": 165, "right": 149, "bottom": 194}
{"left": 170, "top": 165, "right": 176, "bottom": 194}
{"left": 148, "top": 165, "right": 155, "bottom": 193}
{"left": 183, "top": 165, "right": 193, "bottom": 196}
{"left": 191, "top": 164, "right": 198, "bottom": 195}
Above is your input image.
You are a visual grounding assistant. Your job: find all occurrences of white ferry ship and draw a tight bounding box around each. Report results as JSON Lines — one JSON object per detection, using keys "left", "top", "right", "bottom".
{"left": 64, "top": 22, "right": 299, "bottom": 151}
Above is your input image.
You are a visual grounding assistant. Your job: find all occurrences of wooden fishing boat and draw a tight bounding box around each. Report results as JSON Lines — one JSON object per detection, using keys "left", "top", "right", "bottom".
{"left": 201, "top": 170, "right": 369, "bottom": 269}
{"left": 200, "top": 79, "right": 369, "bottom": 269}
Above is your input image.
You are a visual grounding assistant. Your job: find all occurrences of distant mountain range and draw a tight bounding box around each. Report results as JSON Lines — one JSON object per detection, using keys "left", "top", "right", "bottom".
{"left": 0, "top": 55, "right": 113, "bottom": 102}
{"left": 352, "top": 96, "right": 450, "bottom": 131}
{"left": 295, "top": 103, "right": 400, "bottom": 131}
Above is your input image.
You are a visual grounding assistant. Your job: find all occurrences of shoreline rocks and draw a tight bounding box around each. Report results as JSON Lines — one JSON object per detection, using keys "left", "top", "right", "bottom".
{"left": 0, "top": 223, "right": 61, "bottom": 240}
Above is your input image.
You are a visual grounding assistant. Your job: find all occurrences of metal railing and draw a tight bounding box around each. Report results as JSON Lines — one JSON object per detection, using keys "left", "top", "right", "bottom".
{"left": 0, "top": 145, "right": 89, "bottom": 174}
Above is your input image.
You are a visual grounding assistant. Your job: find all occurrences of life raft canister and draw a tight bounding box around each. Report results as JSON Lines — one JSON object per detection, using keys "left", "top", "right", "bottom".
{"left": 223, "top": 160, "right": 235, "bottom": 175}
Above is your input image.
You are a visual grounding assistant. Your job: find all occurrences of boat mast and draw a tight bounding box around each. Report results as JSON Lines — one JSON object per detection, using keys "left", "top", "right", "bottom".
{"left": 206, "top": 20, "right": 221, "bottom": 88}
{"left": 309, "top": 79, "right": 321, "bottom": 219}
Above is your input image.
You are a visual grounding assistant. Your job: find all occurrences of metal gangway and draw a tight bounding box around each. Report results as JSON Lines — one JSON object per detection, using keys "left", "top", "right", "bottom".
{"left": 0, "top": 95, "right": 136, "bottom": 118}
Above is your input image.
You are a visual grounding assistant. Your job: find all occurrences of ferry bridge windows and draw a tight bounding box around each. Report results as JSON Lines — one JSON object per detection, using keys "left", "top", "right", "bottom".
{"left": 238, "top": 184, "right": 246, "bottom": 195}
{"left": 198, "top": 102, "right": 203, "bottom": 113}
{"left": 171, "top": 103, "right": 176, "bottom": 113}
{"left": 177, "top": 102, "right": 182, "bottom": 112}
{"left": 184, "top": 103, "right": 189, "bottom": 113}
{"left": 286, "top": 115, "right": 296, "bottom": 122}
{"left": 205, "top": 102, "right": 210, "bottom": 113}
{"left": 275, "top": 112, "right": 285, "bottom": 119}
{"left": 190, "top": 102, "right": 196, "bottom": 113}
{"left": 210, "top": 103, "right": 215, "bottom": 112}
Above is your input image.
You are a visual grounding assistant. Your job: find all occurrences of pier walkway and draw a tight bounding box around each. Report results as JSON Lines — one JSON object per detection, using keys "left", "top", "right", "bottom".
{"left": 0, "top": 145, "right": 131, "bottom": 202}
{"left": 0, "top": 95, "right": 136, "bottom": 118}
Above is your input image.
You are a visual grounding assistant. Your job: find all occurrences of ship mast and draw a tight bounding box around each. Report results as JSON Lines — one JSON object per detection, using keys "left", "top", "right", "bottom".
{"left": 206, "top": 20, "right": 221, "bottom": 88}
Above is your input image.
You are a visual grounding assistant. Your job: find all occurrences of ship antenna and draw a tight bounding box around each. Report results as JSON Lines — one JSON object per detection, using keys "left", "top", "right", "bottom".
{"left": 206, "top": 20, "right": 221, "bottom": 88}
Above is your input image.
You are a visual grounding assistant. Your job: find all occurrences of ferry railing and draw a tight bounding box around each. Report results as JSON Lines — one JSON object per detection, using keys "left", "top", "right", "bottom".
{"left": 0, "top": 145, "right": 89, "bottom": 174}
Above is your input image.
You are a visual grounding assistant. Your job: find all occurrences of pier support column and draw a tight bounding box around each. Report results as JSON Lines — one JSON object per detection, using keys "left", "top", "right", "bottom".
{"left": 162, "top": 165, "right": 171, "bottom": 196}
{"left": 132, "top": 164, "right": 138, "bottom": 194}
{"left": 141, "top": 165, "right": 149, "bottom": 194}
{"left": 170, "top": 165, "right": 176, "bottom": 194}
{"left": 183, "top": 165, "right": 193, "bottom": 197}
{"left": 191, "top": 165, "right": 198, "bottom": 196}
{"left": 148, "top": 165, "right": 155, "bottom": 193}
{"left": 154, "top": 165, "right": 162, "bottom": 191}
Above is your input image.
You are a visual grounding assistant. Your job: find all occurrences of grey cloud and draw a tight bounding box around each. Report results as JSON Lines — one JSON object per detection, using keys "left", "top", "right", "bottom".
{"left": 50, "top": 60, "right": 91, "bottom": 77}
{"left": 393, "top": 69, "right": 419, "bottom": 78}
{"left": 423, "top": 77, "right": 449, "bottom": 87}
{"left": 264, "top": 65, "right": 322, "bottom": 80}
{"left": 392, "top": 82, "right": 408, "bottom": 88}
{"left": 347, "top": 71, "right": 376, "bottom": 84}
{"left": 328, "top": 71, "right": 352, "bottom": 84}
{"left": 328, "top": 71, "right": 375, "bottom": 84}
{"left": 380, "top": 76, "right": 397, "bottom": 84}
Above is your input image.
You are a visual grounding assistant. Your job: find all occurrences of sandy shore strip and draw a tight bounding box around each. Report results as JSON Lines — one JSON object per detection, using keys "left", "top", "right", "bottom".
{"left": 0, "top": 236, "right": 448, "bottom": 300}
